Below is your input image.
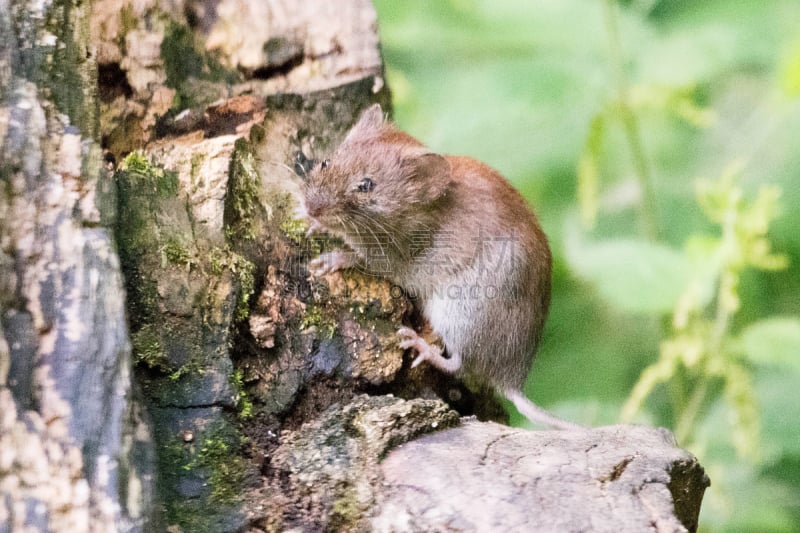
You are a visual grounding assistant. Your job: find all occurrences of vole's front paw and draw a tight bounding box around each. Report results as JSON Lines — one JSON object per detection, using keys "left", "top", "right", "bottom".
{"left": 308, "top": 251, "right": 354, "bottom": 276}
{"left": 304, "top": 220, "right": 323, "bottom": 238}
{"left": 397, "top": 327, "right": 433, "bottom": 368}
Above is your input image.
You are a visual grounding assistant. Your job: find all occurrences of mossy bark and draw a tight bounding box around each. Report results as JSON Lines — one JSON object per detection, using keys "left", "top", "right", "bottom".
{"left": 0, "top": 0, "right": 152, "bottom": 531}
{"left": 98, "top": 0, "right": 415, "bottom": 530}
{"left": 115, "top": 144, "right": 253, "bottom": 531}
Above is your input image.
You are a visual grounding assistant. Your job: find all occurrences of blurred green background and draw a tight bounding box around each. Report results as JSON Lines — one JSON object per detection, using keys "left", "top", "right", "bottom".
{"left": 373, "top": 0, "right": 800, "bottom": 531}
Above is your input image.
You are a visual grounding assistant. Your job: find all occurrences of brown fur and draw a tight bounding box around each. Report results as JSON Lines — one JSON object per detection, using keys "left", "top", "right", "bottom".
{"left": 302, "top": 104, "right": 578, "bottom": 430}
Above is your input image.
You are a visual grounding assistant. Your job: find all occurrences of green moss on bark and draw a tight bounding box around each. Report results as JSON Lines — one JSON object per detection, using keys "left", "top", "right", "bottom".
{"left": 131, "top": 324, "right": 168, "bottom": 371}
{"left": 300, "top": 304, "right": 337, "bottom": 339}
{"left": 224, "top": 138, "right": 262, "bottom": 242}
{"left": 230, "top": 369, "right": 254, "bottom": 419}
{"left": 119, "top": 152, "right": 179, "bottom": 196}
{"left": 158, "top": 419, "right": 248, "bottom": 529}
{"left": 209, "top": 246, "right": 255, "bottom": 322}
{"left": 41, "top": 0, "right": 96, "bottom": 136}
{"left": 161, "top": 22, "right": 241, "bottom": 110}
{"left": 116, "top": 152, "right": 183, "bottom": 334}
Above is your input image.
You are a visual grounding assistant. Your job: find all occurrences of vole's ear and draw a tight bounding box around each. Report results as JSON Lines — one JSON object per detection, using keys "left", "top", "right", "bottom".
{"left": 343, "top": 104, "right": 385, "bottom": 144}
{"left": 409, "top": 152, "right": 451, "bottom": 199}
{"left": 293, "top": 150, "right": 316, "bottom": 178}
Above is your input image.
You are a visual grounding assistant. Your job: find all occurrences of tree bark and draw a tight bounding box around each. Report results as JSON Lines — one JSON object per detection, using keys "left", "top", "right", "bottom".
{"left": 0, "top": 0, "right": 152, "bottom": 531}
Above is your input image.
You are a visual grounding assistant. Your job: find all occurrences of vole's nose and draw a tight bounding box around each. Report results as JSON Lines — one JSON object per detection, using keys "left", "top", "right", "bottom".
{"left": 304, "top": 194, "right": 327, "bottom": 218}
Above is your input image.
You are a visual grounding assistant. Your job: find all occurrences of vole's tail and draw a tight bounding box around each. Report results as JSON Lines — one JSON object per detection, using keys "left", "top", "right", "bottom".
{"left": 504, "top": 389, "right": 584, "bottom": 431}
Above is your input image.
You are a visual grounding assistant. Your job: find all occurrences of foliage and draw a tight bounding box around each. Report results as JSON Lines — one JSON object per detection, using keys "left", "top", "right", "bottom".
{"left": 131, "top": 323, "right": 168, "bottom": 371}
{"left": 620, "top": 166, "right": 789, "bottom": 462}
{"left": 300, "top": 304, "right": 337, "bottom": 339}
{"left": 162, "top": 238, "right": 193, "bottom": 268}
{"left": 374, "top": 0, "right": 800, "bottom": 530}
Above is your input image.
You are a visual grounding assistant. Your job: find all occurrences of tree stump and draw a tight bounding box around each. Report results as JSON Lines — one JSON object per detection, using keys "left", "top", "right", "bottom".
{"left": 0, "top": 0, "right": 710, "bottom": 531}
{"left": 252, "top": 395, "right": 708, "bottom": 532}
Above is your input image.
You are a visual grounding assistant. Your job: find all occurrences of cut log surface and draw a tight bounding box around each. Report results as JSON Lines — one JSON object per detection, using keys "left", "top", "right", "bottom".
{"left": 251, "top": 396, "right": 708, "bottom": 532}
{"left": 376, "top": 422, "right": 709, "bottom": 533}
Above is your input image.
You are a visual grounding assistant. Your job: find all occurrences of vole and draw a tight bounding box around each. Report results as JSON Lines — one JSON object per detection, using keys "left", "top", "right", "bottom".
{"left": 300, "top": 104, "right": 581, "bottom": 430}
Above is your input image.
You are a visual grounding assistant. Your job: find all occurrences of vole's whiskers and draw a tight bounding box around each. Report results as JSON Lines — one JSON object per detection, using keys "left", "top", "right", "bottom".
{"left": 335, "top": 215, "right": 352, "bottom": 235}
{"left": 350, "top": 217, "right": 388, "bottom": 264}
{"left": 265, "top": 159, "right": 299, "bottom": 177}
{"left": 353, "top": 212, "right": 404, "bottom": 259}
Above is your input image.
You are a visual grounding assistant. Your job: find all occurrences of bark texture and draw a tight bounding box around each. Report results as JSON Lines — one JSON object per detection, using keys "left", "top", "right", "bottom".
{"left": 1, "top": 0, "right": 711, "bottom": 531}
{"left": 0, "top": 0, "right": 152, "bottom": 531}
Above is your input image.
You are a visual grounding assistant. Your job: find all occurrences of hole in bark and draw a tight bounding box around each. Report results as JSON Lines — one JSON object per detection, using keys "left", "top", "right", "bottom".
{"left": 97, "top": 63, "right": 133, "bottom": 102}
{"left": 250, "top": 38, "right": 305, "bottom": 80}
{"left": 250, "top": 54, "right": 304, "bottom": 80}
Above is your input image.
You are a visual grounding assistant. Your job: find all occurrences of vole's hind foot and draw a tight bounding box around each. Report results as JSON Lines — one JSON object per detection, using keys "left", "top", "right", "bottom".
{"left": 397, "top": 327, "right": 430, "bottom": 367}
{"left": 397, "top": 327, "right": 462, "bottom": 373}
{"left": 308, "top": 251, "right": 355, "bottom": 276}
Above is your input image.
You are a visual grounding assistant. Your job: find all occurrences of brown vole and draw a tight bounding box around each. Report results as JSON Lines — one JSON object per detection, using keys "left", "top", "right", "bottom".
{"left": 301, "top": 104, "right": 580, "bottom": 430}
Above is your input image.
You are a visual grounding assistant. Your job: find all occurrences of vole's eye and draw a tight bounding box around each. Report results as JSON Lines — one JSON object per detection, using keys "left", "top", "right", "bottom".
{"left": 356, "top": 177, "right": 376, "bottom": 193}
{"left": 320, "top": 159, "right": 330, "bottom": 170}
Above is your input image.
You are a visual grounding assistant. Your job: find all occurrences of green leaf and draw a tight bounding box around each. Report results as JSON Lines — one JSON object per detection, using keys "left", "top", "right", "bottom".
{"left": 737, "top": 317, "right": 800, "bottom": 370}
{"left": 564, "top": 221, "right": 693, "bottom": 313}
{"left": 755, "top": 369, "right": 800, "bottom": 455}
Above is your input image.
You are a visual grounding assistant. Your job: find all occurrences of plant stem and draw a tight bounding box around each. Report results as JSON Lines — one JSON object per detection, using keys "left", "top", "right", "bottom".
{"left": 669, "top": 362, "right": 689, "bottom": 420}
{"left": 677, "top": 207, "right": 737, "bottom": 444}
{"left": 675, "top": 379, "right": 708, "bottom": 444}
{"left": 602, "top": 0, "right": 659, "bottom": 240}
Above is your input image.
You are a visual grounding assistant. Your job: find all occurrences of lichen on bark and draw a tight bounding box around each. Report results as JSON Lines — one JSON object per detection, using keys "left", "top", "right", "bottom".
{"left": 1, "top": 0, "right": 152, "bottom": 530}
